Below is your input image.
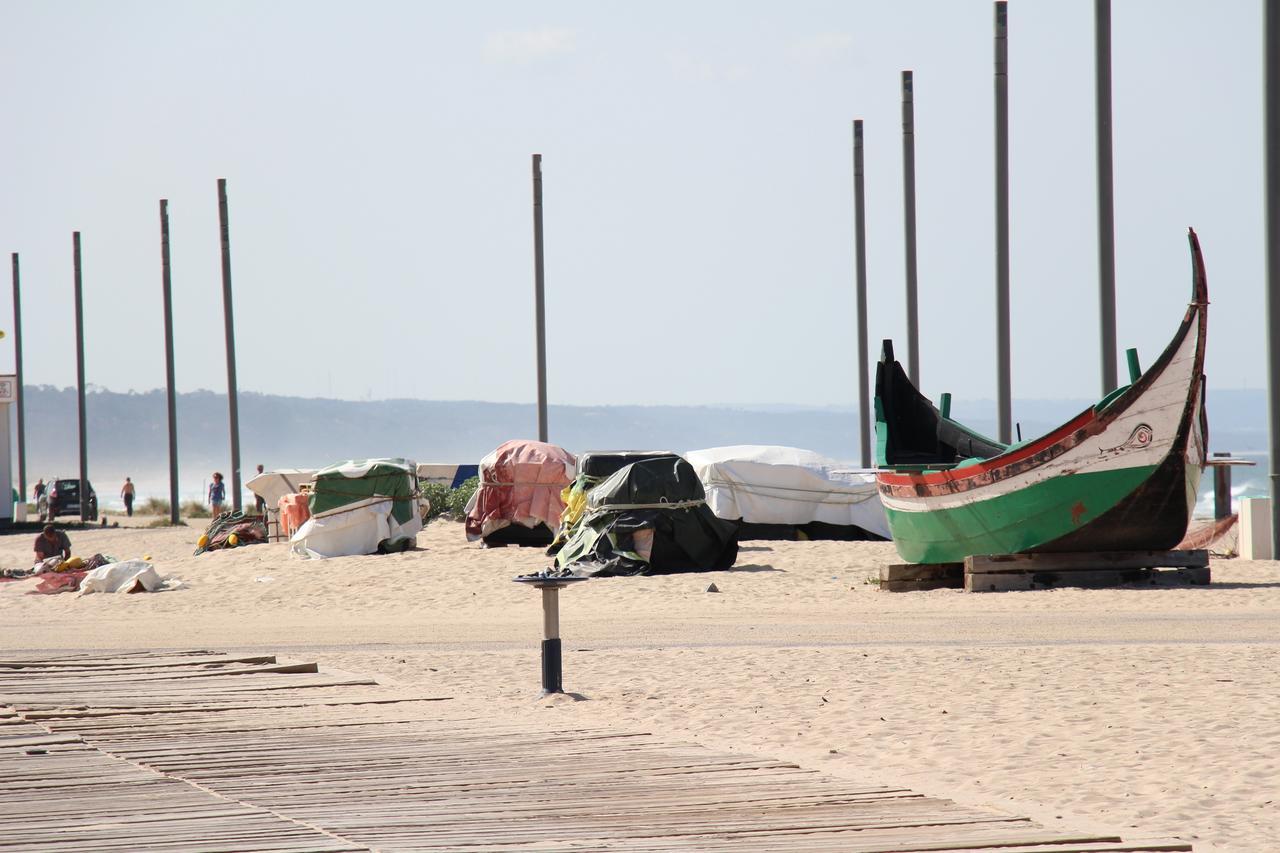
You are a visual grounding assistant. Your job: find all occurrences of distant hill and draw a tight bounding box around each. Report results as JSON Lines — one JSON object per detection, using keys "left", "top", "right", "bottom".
{"left": 14, "top": 385, "right": 1269, "bottom": 505}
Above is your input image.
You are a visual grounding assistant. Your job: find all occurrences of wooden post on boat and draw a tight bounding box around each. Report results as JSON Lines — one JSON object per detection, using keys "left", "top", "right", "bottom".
{"left": 1095, "top": 0, "right": 1118, "bottom": 395}
{"left": 901, "top": 71, "right": 920, "bottom": 387}
{"left": 532, "top": 154, "right": 549, "bottom": 443}
{"left": 160, "top": 200, "right": 180, "bottom": 526}
{"left": 10, "top": 253, "right": 25, "bottom": 504}
{"left": 1267, "top": 0, "right": 1280, "bottom": 556}
{"left": 72, "top": 232, "right": 89, "bottom": 523}
{"left": 853, "top": 120, "right": 871, "bottom": 468}
{"left": 217, "top": 179, "right": 243, "bottom": 513}
{"left": 993, "top": 1, "right": 1012, "bottom": 445}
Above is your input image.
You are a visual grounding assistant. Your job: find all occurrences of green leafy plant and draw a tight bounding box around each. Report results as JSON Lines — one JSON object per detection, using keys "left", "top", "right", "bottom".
{"left": 181, "top": 500, "right": 212, "bottom": 519}
{"left": 420, "top": 482, "right": 452, "bottom": 520}
{"left": 445, "top": 476, "right": 479, "bottom": 518}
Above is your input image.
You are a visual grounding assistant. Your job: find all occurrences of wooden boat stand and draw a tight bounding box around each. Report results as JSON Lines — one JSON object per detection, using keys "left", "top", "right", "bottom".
{"left": 881, "top": 549, "right": 1210, "bottom": 593}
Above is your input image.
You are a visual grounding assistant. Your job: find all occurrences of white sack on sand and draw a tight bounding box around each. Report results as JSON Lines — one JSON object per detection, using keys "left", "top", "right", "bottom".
{"left": 79, "top": 560, "right": 163, "bottom": 594}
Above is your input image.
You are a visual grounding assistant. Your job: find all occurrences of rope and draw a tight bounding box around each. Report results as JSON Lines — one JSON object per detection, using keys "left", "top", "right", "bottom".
{"left": 588, "top": 498, "right": 706, "bottom": 511}
{"left": 699, "top": 479, "right": 880, "bottom": 506}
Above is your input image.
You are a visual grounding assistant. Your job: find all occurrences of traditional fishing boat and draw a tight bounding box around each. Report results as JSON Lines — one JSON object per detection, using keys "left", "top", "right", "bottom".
{"left": 875, "top": 229, "right": 1208, "bottom": 564}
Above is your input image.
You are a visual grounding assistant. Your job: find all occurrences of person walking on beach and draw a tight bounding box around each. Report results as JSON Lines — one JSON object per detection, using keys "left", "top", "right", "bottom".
{"left": 208, "top": 472, "right": 226, "bottom": 516}
{"left": 32, "top": 478, "right": 44, "bottom": 502}
{"left": 34, "top": 524, "right": 71, "bottom": 564}
{"left": 254, "top": 463, "right": 266, "bottom": 514}
{"left": 120, "top": 477, "right": 135, "bottom": 517}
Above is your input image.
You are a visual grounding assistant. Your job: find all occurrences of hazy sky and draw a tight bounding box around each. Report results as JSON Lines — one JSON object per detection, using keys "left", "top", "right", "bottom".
{"left": 0, "top": 1, "right": 1265, "bottom": 409}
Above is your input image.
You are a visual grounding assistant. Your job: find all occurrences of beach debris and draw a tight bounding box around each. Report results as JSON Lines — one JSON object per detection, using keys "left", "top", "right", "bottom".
{"left": 706, "top": 582, "right": 720, "bottom": 593}
{"left": 255, "top": 576, "right": 274, "bottom": 583}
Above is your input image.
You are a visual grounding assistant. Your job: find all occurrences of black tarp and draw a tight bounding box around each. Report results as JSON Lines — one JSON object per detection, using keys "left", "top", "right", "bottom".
{"left": 555, "top": 456, "right": 739, "bottom": 576}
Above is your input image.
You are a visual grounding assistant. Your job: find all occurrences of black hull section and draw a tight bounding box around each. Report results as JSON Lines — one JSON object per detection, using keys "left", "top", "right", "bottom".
{"left": 1031, "top": 451, "right": 1194, "bottom": 554}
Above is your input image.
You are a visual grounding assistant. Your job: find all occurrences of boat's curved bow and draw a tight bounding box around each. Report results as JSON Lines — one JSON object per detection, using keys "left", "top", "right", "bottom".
{"left": 874, "top": 229, "right": 1208, "bottom": 564}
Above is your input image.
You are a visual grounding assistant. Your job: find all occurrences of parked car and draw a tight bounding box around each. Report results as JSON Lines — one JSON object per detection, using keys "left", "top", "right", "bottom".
{"left": 40, "top": 478, "right": 98, "bottom": 522}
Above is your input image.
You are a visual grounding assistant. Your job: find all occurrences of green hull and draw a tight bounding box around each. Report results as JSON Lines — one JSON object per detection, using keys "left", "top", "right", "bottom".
{"left": 884, "top": 465, "right": 1158, "bottom": 564}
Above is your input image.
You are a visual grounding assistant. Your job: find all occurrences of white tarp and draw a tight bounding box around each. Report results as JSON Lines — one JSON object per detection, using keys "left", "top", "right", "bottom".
{"left": 290, "top": 498, "right": 423, "bottom": 559}
{"left": 246, "top": 469, "right": 318, "bottom": 507}
{"left": 684, "top": 445, "right": 890, "bottom": 539}
{"left": 79, "top": 559, "right": 163, "bottom": 594}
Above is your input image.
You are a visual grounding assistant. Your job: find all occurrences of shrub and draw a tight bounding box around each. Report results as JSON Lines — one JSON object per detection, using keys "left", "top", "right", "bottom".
{"left": 420, "top": 482, "right": 451, "bottom": 520}
{"left": 147, "top": 518, "right": 187, "bottom": 528}
{"left": 445, "top": 476, "right": 479, "bottom": 518}
{"left": 181, "top": 500, "right": 211, "bottom": 519}
{"left": 139, "top": 497, "right": 171, "bottom": 516}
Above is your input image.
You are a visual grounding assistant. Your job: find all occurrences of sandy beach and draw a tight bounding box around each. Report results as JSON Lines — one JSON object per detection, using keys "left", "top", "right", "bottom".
{"left": 1, "top": 518, "right": 1276, "bottom": 851}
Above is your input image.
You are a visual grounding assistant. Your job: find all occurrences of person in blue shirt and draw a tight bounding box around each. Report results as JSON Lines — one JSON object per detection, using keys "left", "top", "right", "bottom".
{"left": 208, "top": 472, "right": 226, "bottom": 516}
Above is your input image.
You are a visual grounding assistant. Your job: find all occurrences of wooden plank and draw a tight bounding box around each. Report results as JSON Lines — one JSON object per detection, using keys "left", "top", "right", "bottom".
{"left": 966, "top": 566, "right": 1211, "bottom": 592}
{"left": 966, "top": 549, "right": 1209, "bottom": 574}
{"left": 880, "top": 579, "right": 963, "bottom": 592}
{"left": 880, "top": 562, "right": 964, "bottom": 582}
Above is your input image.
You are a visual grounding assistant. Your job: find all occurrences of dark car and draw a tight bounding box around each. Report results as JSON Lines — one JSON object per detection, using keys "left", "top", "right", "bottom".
{"left": 41, "top": 478, "right": 98, "bottom": 522}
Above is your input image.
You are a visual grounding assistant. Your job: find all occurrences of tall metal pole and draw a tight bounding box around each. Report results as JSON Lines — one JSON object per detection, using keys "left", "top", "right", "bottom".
{"left": 1265, "top": 0, "right": 1280, "bottom": 557}
{"left": 853, "top": 120, "right": 871, "bottom": 468}
{"left": 72, "top": 232, "right": 89, "bottom": 522}
{"left": 532, "top": 154, "right": 549, "bottom": 443}
{"left": 993, "top": 1, "right": 1012, "bottom": 444}
{"left": 11, "top": 253, "right": 25, "bottom": 503}
{"left": 217, "top": 179, "right": 242, "bottom": 512}
{"left": 901, "top": 70, "right": 920, "bottom": 387}
{"left": 1095, "top": 0, "right": 1118, "bottom": 395}
{"left": 160, "top": 200, "right": 180, "bottom": 526}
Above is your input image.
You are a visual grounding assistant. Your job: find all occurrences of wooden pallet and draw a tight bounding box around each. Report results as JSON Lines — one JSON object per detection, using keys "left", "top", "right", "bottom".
{"left": 879, "top": 562, "right": 964, "bottom": 592}
{"left": 965, "top": 550, "right": 1210, "bottom": 592}
{"left": 0, "top": 650, "right": 1193, "bottom": 851}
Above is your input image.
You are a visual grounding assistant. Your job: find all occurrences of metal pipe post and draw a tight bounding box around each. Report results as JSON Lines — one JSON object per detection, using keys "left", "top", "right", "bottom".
{"left": 994, "top": 1, "right": 1012, "bottom": 444}
{"left": 72, "top": 232, "right": 88, "bottom": 522}
{"left": 532, "top": 154, "right": 548, "bottom": 443}
{"left": 1095, "top": 0, "right": 1118, "bottom": 395}
{"left": 853, "top": 120, "right": 871, "bottom": 468}
{"left": 540, "top": 585, "right": 562, "bottom": 693}
{"left": 1267, "top": 0, "right": 1280, "bottom": 556}
{"left": 10, "top": 253, "right": 25, "bottom": 502}
{"left": 901, "top": 70, "right": 920, "bottom": 386}
{"left": 160, "top": 200, "right": 180, "bottom": 526}
{"left": 217, "top": 179, "right": 242, "bottom": 512}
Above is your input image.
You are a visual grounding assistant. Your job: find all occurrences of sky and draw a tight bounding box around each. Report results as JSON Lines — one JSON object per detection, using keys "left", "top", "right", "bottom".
{"left": 0, "top": 0, "right": 1267, "bottom": 409}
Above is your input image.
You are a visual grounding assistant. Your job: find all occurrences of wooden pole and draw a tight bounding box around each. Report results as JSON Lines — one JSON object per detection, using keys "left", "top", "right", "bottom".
{"left": 532, "top": 154, "right": 548, "bottom": 443}
{"left": 901, "top": 70, "right": 920, "bottom": 386}
{"left": 1266, "top": 0, "right": 1280, "bottom": 556}
{"left": 1095, "top": 0, "right": 1118, "bottom": 395}
{"left": 853, "top": 120, "right": 871, "bottom": 468}
{"left": 217, "top": 179, "right": 242, "bottom": 513}
{"left": 72, "top": 232, "right": 89, "bottom": 522}
{"left": 994, "top": 1, "right": 1012, "bottom": 444}
{"left": 160, "top": 200, "right": 180, "bottom": 526}
{"left": 10, "top": 253, "right": 25, "bottom": 503}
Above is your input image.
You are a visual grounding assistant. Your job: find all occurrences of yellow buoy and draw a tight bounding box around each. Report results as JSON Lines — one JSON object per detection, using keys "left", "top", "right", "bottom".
{"left": 228, "top": 533, "right": 239, "bottom": 547}
{"left": 143, "top": 554, "right": 151, "bottom": 561}
{"left": 197, "top": 534, "right": 209, "bottom": 549}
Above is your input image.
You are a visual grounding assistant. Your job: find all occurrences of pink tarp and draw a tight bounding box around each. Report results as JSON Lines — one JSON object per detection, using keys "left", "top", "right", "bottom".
{"left": 465, "top": 440, "right": 576, "bottom": 541}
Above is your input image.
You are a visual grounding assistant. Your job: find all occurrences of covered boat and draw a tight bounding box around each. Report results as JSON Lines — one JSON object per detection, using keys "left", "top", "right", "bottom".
{"left": 246, "top": 468, "right": 318, "bottom": 510}
{"left": 290, "top": 458, "right": 423, "bottom": 558}
{"left": 875, "top": 229, "right": 1208, "bottom": 564}
{"left": 550, "top": 450, "right": 676, "bottom": 554}
{"left": 555, "top": 455, "right": 738, "bottom": 576}
{"left": 685, "top": 445, "right": 889, "bottom": 541}
{"left": 465, "top": 440, "right": 576, "bottom": 547}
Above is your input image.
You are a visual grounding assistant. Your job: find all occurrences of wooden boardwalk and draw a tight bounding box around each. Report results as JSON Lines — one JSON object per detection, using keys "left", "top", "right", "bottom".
{"left": 0, "top": 651, "right": 1191, "bottom": 852}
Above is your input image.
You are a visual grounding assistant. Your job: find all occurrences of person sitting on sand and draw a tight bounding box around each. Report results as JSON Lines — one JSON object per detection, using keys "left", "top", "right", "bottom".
{"left": 34, "top": 524, "right": 71, "bottom": 564}
{"left": 208, "top": 472, "right": 226, "bottom": 516}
